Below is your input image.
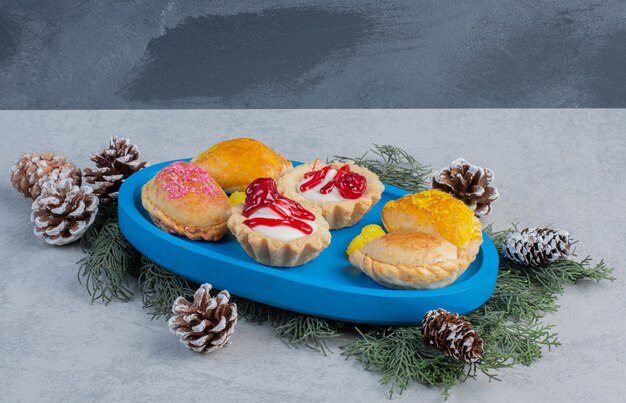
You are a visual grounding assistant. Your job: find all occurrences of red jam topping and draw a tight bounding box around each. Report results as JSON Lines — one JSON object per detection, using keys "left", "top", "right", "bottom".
{"left": 243, "top": 178, "right": 315, "bottom": 235}
{"left": 299, "top": 164, "right": 367, "bottom": 199}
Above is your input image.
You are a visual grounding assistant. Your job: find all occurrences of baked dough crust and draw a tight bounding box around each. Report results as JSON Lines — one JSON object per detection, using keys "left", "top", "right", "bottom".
{"left": 277, "top": 160, "right": 384, "bottom": 229}
{"left": 192, "top": 138, "right": 292, "bottom": 193}
{"left": 349, "top": 231, "right": 482, "bottom": 289}
{"left": 227, "top": 204, "right": 331, "bottom": 267}
{"left": 141, "top": 165, "right": 230, "bottom": 241}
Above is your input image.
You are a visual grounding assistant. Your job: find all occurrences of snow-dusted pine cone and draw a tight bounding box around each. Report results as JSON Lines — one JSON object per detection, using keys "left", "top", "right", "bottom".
{"left": 83, "top": 136, "right": 148, "bottom": 203}
{"left": 421, "top": 308, "right": 484, "bottom": 363}
{"left": 11, "top": 152, "right": 81, "bottom": 200}
{"left": 432, "top": 158, "right": 499, "bottom": 218}
{"left": 503, "top": 227, "right": 571, "bottom": 267}
{"left": 168, "top": 284, "right": 238, "bottom": 353}
{"left": 31, "top": 178, "right": 99, "bottom": 245}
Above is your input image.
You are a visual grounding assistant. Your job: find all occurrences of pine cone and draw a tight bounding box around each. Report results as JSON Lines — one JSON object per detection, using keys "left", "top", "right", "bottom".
{"left": 432, "top": 158, "right": 499, "bottom": 217}
{"left": 503, "top": 227, "right": 571, "bottom": 266}
{"left": 11, "top": 152, "right": 81, "bottom": 200}
{"left": 83, "top": 136, "right": 148, "bottom": 203}
{"left": 168, "top": 284, "right": 238, "bottom": 353}
{"left": 31, "top": 178, "right": 99, "bottom": 245}
{"left": 421, "top": 308, "right": 483, "bottom": 363}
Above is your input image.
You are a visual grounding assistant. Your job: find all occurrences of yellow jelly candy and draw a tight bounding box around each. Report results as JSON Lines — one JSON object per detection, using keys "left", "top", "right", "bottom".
{"left": 229, "top": 191, "right": 246, "bottom": 206}
{"left": 346, "top": 224, "right": 386, "bottom": 256}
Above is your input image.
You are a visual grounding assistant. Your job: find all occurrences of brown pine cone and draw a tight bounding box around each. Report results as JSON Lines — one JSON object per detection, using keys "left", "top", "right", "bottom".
{"left": 432, "top": 158, "right": 499, "bottom": 217}
{"left": 11, "top": 152, "right": 81, "bottom": 200}
{"left": 503, "top": 227, "right": 571, "bottom": 267}
{"left": 31, "top": 178, "right": 99, "bottom": 245}
{"left": 168, "top": 284, "right": 238, "bottom": 353}
{"left": 83, "top": 136, "right": 148, "bottom": 203}
{"left": 421, "top": 308, "right": 484, "bottom": 363}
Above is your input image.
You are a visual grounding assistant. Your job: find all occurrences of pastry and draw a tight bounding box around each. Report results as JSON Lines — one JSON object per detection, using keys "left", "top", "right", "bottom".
{"left": 192, "top": 138, "right": 292, "bottom": 193}
{"left": 349, "top": 189, "right": 483, "bottom": 289}
{"left": 227, "top": 177, "right": 331, "bottom": 267}
{"left": 349, "top": 231, "right": 481, "bottom": 289}
{"left": 142, "top": 161, "right": 230, "bottom": 241}
{"left": 277, "top": 160, "right": 384, "bottom": 229}
{"left": 381, "top": 189, "right": 482, "bottom": 247}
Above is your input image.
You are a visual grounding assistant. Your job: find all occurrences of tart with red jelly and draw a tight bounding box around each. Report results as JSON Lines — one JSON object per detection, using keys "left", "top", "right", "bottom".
{"left": 277, "top": 160, "right": 384, "bottom": 229}
{"left": 227, "top": 178, "right": 331, "bottom": 267}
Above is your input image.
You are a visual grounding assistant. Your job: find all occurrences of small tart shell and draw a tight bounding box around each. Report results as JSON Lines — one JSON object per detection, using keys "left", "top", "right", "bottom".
{"left": 349, "top": 231, "right": 483, "bottom": 289}
{"left": 141, "top": 168, "right": 230, "bottom": 241}
{"left": 277, "top": 160, "right": 384, "bottom": 229}
{"left": 227, "top": 204, "right": 331, "bottom": 267}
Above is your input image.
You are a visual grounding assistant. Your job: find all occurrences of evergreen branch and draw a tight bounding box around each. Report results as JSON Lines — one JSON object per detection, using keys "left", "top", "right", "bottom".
{"left": 77, "top": 219, "right": 134, "bottom": 303}
{"left": 335, "top": 144, "right": 431, "bottom": 192}
{"left": 272, "top": 312, "right": 343, "bottom": 355}
{"left": 341, "top": 327, "right": 465, "bottom": 398}
{"left": 483, "top": 269, "right": 560, "bottom": 320}
{"left": 233, "top": 296, "right": 343, "bottom": 354}
{"left": 138, "top": 257, "right": 197, "bottom": 319}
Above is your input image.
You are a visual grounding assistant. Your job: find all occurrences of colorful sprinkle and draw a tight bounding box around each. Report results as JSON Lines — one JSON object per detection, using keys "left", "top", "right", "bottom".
{"left": 157, "top": 161, "right": 220, "bottom": 199}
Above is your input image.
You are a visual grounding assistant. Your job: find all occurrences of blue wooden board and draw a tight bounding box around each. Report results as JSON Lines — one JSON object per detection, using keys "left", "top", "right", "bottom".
{"left": 118, "top": 159, "right": 499, "bottom": 325}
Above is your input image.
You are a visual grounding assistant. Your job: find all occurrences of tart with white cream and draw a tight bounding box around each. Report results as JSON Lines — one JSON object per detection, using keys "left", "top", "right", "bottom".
{"left": 277, "top": 160, "right": 384, "bottom": 229}
{"left": 227, "top": 178, "right": 331, "bottom": 267}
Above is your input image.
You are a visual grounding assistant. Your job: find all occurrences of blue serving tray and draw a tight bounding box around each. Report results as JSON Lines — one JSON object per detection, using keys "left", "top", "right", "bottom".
{"left": 118, "top": 159, "right": 498, "bottom": 325}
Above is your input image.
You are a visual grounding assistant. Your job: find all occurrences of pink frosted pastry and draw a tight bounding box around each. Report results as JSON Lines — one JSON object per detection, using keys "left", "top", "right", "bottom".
{"left": 141, "top": 161, "right": 230, "bottom": 241}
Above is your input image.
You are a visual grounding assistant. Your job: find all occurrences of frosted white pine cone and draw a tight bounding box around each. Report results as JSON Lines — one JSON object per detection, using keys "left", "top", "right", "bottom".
{"left": 31, "top": 178, "right": 99, "bottom": 245}
{"left": 503, "top": 227, "right": 571, "bottom": 266}
{"left": 168, "top": 283, "right": 238, "bottom": 353}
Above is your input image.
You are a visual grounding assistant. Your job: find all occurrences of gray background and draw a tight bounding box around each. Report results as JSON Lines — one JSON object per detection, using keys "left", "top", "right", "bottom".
{"left": 1, "top": 110, "right": 624, "bottom": 402}
{"left": 1, "top": 0, "right": 626, "bottom": 109}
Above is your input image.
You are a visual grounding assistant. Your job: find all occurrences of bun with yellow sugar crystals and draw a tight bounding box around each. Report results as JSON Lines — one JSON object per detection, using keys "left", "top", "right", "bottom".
{"left": 381, "top": 189, "right": 482, "bottom": 248}
{"left": 349, "top": 189, "right": 483, "bottom": 290}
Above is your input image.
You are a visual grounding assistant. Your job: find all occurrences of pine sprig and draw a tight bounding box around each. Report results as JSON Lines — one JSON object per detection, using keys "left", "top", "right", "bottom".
{"left": 272, "top": 312, "right": 343, "bottom": 354}
{"left": 233, "top": 296, "right": 343, "bottom": 354}
{"left": 137, "top": 257, "right": 197, "bottom": 319}
{"left": 342, "top": 326, "right": 466, "bottom": 398}
{"left": 77, "top": 218, "right": 134, "bottom": 303}
{"left": 335, "top": 144, "right": 431, "bottom": 192}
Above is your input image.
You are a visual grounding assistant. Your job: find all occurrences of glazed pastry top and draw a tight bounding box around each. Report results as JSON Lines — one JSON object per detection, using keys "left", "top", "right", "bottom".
{"left": 192, "top": 138, "right": 292, "bottom": 193}
{"left": 242, "top": 178, "right": 317, "bottom": 241}
{"left": 298, "top": 162, "right": 367, "bottom": 202}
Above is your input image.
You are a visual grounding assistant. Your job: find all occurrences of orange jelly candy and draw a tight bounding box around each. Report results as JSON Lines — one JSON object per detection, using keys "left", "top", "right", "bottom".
{"left": 382, "top": 189, "right": 478, "bottom": 247}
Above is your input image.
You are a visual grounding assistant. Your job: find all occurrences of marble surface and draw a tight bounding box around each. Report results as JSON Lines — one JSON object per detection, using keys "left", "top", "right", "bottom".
{"left": 0, "top": 110, "right": 624, "bottom": 402}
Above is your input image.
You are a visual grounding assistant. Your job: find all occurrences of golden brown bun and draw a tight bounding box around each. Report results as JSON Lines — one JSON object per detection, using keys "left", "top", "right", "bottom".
{"left": 192, "top": 138, "right": 292, "bottom": 193}
{"left": 227, "top": 204, "right": 331, "bottom": 267}
{"left": 277, "top": 160, "right": 384, "bottom": 229}
{"left": 349, "top": 231, "right": 482, "bottom": 289}
{"left": 141, "top": 161, "right": 230, "bottom": 241}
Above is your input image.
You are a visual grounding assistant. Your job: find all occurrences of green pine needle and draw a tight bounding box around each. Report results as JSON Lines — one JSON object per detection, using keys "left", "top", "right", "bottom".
{"left": 335, "top": 144, "right": 431, "bottom": 192}
{"left": 77, "top": 218, "right": 134, "bottom": 303}
{"left": 233, "top": 296, "right": 343, "bottom": 354}
{"left": 137, "top": 257, "right": 197, "bottom": 319}
{"left": 272, "top": 312, "right": 343, "bottom": 354}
